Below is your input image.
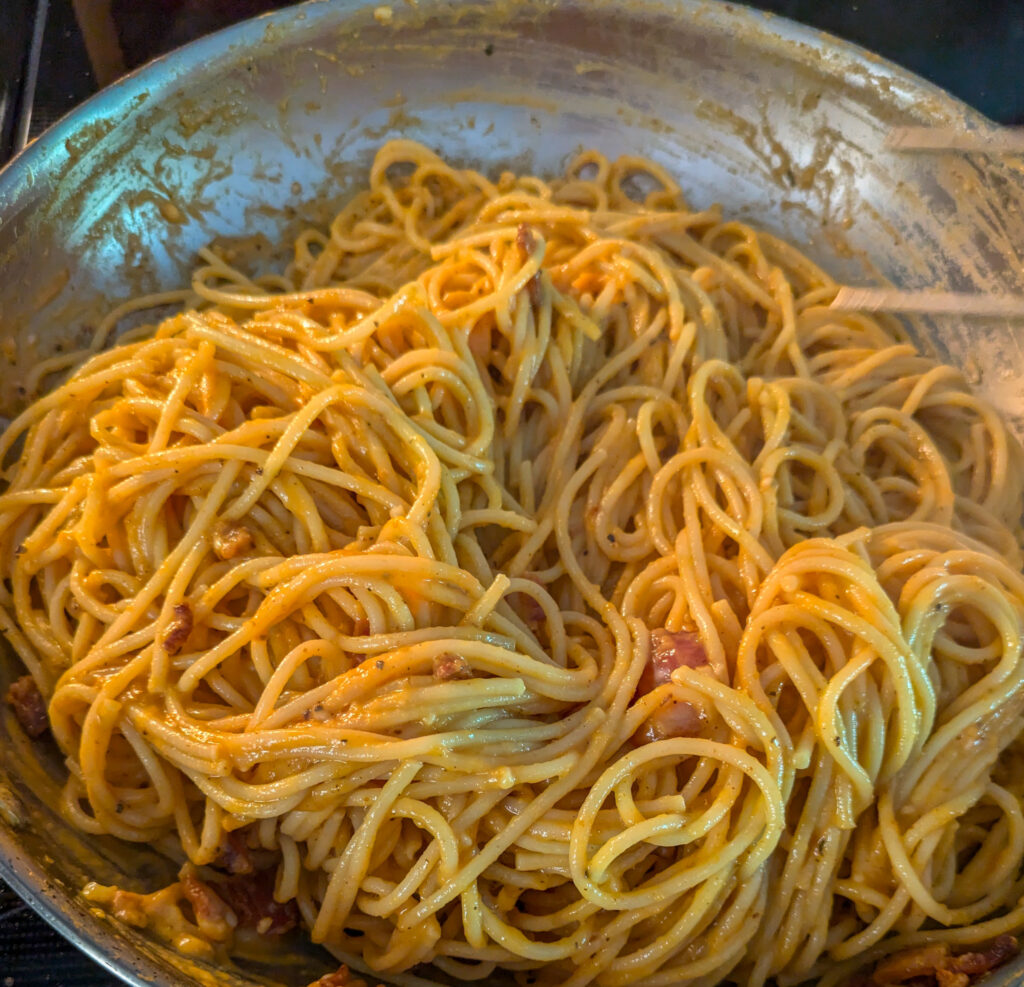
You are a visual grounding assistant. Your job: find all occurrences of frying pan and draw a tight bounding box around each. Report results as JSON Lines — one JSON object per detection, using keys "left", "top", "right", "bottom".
{"left": 1, "top": 1, "right": 1023, "bottom": 984}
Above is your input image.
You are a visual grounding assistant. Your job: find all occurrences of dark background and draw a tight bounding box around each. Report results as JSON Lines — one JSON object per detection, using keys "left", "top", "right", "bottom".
{"left": 4, "top": 0, "right": 1024, "bottom": 163}
{"left": 1, "top": 0, "right": 1024, "bottom": 983}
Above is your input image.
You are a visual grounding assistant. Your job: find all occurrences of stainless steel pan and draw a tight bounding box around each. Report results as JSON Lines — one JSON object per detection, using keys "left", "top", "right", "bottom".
{"left": 1, "top": 1, "right": 1023, "bottom": 984}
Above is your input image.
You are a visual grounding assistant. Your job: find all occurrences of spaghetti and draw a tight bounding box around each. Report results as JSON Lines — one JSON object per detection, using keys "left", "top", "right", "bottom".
{"left": 2, "top": 141, "right": 1024, "bottom": 987}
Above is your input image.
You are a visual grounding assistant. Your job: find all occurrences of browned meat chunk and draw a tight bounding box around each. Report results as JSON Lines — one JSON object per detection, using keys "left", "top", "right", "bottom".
{"left": 632, "top": 628, "right": 708, "bottom": 743}
{"left": 162, "top": 603, "right": 193, "bottom": 655}
{"left": 636, "top": 697, "right": 705, "bottom": 743}
{"left": 6, "top": 674, "right": 49, "bottom": 737}
{"left": 949, "top": 935, "right": 1019, "bottom": 978}
{"left": 305, "top": 965, "right": 372, "bottom": 987}
{"left": 638, "top": 628, "right": 708, "bottom": 694}
{"left": 209, "top": 867, "right": 299, "bottom": 935}
{"left": 216, "top": 830, "right": 254, "bottom": 875}
{"left": 874, "top": 945, "right": 952, "bottom": 984}
{"left": 179, "top": 867, "right": 234, "bottom": 940}
{"left": 516, "top": 223, "right": 537, "bottom": 256}
{"left": 433, "top": 652, "right": 472, "bottom": 681}
{"left": 856, "top": 936, "right": 1018, "bottom": 987}
{"left": 110, "top": 889, "right": 149, "bottom": 929}
{"left": 516, "top": 223, "right": 542, "bottom": 306}
{"left": 212, "top": 520, "right": 254, "bottom": 560}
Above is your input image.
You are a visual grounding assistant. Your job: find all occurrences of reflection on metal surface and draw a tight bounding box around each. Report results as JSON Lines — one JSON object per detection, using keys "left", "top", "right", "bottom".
{"left": 0, "top": 1, "right": 1023, "bottom": 985}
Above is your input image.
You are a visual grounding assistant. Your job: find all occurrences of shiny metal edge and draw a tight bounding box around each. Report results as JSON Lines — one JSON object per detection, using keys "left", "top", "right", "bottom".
{"left": 0, "top": 820, "right": 170, "bottom": 986}
{"left": 0, "top": 0, "right": 989, "bottom": 199}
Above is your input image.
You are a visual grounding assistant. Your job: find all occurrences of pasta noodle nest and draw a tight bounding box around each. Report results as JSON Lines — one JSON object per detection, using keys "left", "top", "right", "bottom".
{"left": 2, "top": 141, "right": 1024, "bottom": 987}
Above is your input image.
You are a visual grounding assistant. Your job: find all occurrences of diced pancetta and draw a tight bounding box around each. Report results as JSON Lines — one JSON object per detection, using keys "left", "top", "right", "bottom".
{"left": 163, "top": 603, "right": 194, "bottom": 655}
{"left": 208, "top": 867, "right": 299, "bottom": 935}
{"left": 212, "top": 520, "right": 254, "bottom": 560}
{"left": 433, "top": 652, "right": 473, "bottom": 681}
{"left": 305, "top": 965, "right": 380, "bottom": 987}
{"left": 216, "top": 830, "right": 254, "bottom": 875}
{"left": 516, "top": 223, "right": 542, "bottom": 306}
{"left": 6, "top": 675, "right": 48, "bottom": 738}
{"left": 633, "top": 628, "right": 709, "bottom": 742}
{"left": 857, "top": 936, "right": 1018, "bottom": 987}
{"left": 637, "top": 628, "right": 708, "bottom": 695}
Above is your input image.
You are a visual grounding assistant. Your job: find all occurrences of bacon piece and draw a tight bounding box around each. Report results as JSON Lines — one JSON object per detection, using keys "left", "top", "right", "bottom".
{"left": 306, "top": 965, "right": 380, "bottom": 987}
{"left": 433, "top": 652, "right": 472, "bottom": 681}
{"left": 516, "top": 223, "right": 542, "bottom": 306}
{"left": 862, "top": 937, "right": 1018, "bottom": 986}
{"left": 949, "top": 935, "right": 1019, "bottom": 978}
{"left": 527, "top": 274, "right": 542, "bottom": 307}
{"left": 110, "top": 889, "right": 149, "bottom": 929}
{"left": 6, "top": 675, "right": 49, "bottom": 737}
{"left": 212, "top": 520, "right": 254, "bottom": 560}
{"left": 180, "top": 867, "right": 234, "bottom": 941}
{"left": 216, "top": 830, "right": 254, "bottom": 875}
{"left": 633, "top": 628, "right": 708, "bottom": 744}
{"left": 162, "top": 603, "right": 193, "bottom": 655}
{"left": 306, "top": 966, "right": 365, "bottom": 987}
{"left": 874, "top": 946, "right": 952, "bottom": 984}
{"left": 516, "top": 223, "right": 537, "bottom": 257}
{"left": 637, "top": 628, "right": 708, "bottom": 695}
{"left": 638, "top": 697, "right": 704, "bottom": 743}
{"left": 209, "top": 867, "right": 299, "bottom": 935}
